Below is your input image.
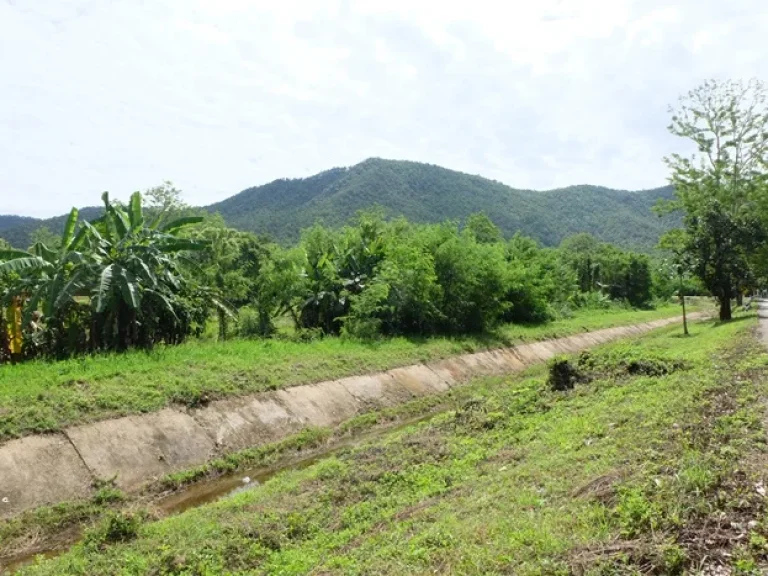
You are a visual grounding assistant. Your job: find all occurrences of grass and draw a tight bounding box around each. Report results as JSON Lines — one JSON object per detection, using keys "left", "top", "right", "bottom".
{"left": 0, "top": 303, "right": 695, "bottom": 442}
{"left": 13, "top": 312, "right": 765, "bottom": 575}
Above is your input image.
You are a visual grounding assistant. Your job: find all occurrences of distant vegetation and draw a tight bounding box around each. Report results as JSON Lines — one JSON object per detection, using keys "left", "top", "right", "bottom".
{"left": 0, "top": 159, "right": 678, "bottom": 250}
{"left": 209, "top": 159, "right": 680, "bottom": 249}
{"left": 1, "top": 185, "right": 685, "bottom": 362}
{"left": 0, "top": 207, "right": 104, "bottom": 250}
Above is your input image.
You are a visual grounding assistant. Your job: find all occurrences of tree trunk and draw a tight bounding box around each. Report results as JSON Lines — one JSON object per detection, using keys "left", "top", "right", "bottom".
{"left": 679, "top": 274, "right": 688, "bottom": 336}
{"left": 719, "top": 295, "right": 732, "bottom": 321}
{"left": 218, "top": 308, "right": 228, "bottom": 341}
{"left": 736, "top": 292, "right": 743, "bottom": 307}
{"left": 116, "top": 301, "right": 136, "bottom": 351}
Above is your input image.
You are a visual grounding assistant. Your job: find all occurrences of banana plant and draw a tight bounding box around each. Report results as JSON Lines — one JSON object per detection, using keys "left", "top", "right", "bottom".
{"left": 0, "top": 190, "right": 217, "bottom": 354}
{"left": 80, "top": 192, "right": 209, "bottom": 349}
{"left": 0, "top": 207, "right": 90, "bottom": 326}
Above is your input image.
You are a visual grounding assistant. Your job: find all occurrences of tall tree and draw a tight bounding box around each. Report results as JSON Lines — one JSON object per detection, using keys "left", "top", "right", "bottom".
{"left": 665, "top": 79, "right": 768, "bottom": 320}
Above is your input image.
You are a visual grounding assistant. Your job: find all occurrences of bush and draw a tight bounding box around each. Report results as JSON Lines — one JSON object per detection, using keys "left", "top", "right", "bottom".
{"left": 84, "top": 510, "right": 145, "bottom": 549}
{"left": 547, "top": 357, "right": 582, "bottom": 391}
{"left": 237, "top": 306, "right": 273, "bottom": 338}
{"left": 433, "top": 234, "right": 510, "bottom": 333}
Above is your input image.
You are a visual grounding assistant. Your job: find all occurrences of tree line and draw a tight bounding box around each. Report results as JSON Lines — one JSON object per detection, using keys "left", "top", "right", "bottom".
{"left": 0, "top": 195, "right": 668, "bottom": 361}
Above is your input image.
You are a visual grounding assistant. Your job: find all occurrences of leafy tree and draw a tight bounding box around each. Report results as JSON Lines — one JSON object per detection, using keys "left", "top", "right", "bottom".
{"left": 28, "top": 226, "right": 62, "bottom": 250}
{"left": 143, "top": 181, "right": 192, "bottom": 227}
{"left": 433, "top": 232, "right": 510, "bottom": 333}
{"left": 466, "top": 213, "right": 503, "bottom": 244}
{"left": 82, "top": 192, "right": 210, "bottom": 350}
{"left": 665, "top": 79, "right": 768, "bottom": 319}
{"left": 502, "top": 235, "right": 555, "bottom": 323}
{"left": 559, "top": 233, "right": 602, "bottom": 293}
{"left": 684, "top": 200, "right": 763, "bottom": 320}
{"left": 0, "top": 208, "right": 90, "bottom": 332}
{"left": 187, "top": 217, "right": 272, "bottom": 339}
{"left": 0, "top": 238, "right": 13, "bottom": 361}
{"left": 658, "top": 229, "right": 696, "bottom": 334}
{"left": 558, "top": 233, "right": 653, "bottom": 308}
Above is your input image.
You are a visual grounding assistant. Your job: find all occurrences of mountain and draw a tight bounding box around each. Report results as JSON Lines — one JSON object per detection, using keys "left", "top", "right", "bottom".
{"left": 208, "top": 158, "right": 677, "bottom": 249}
{"left": 0, "top": 158, "right": 678, "bottom": 250}
{"left": 0, "top": 207, "right": 104, "bottom": 249}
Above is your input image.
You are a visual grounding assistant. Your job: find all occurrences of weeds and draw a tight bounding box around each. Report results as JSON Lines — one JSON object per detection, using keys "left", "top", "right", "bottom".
{"left": 82, "top": 511, "right": 146, "bottom": 550}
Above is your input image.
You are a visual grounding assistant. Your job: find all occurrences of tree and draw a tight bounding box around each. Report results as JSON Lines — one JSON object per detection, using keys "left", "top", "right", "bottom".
{"left": 684, "top": 200, "right": 763, "bottom": 320}
{"left": 466, "top": 213, "right": 503, "bottom": 244}
{"left": 187, "top": 217, "right": 272, "bottom": 340}
{"left": 28, "top": 226, "right": 62, "bottom": 250}
{"left": 143, "top": 181, "right": 193, "bottom": 228}
{"left": 559, "top": 233, "right": 601, "bottom": 293}
{"left": 665, "top": 79, "right": 768, "bottom": 320}
{"left": 658, "top": 229, "right": 692, "bottom": 335}
{"left": 82, "top": 192, "right": 211, "bottom": 350}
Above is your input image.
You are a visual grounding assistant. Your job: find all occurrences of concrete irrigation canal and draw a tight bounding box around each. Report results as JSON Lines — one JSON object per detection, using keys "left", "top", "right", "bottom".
{"left": 0, "top": 312, "right": 705, "bottom": 525}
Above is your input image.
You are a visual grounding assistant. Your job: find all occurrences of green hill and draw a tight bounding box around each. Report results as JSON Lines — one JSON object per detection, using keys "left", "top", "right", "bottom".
{"left": 208, "top": 158, "right": 677, "bottom": 248}
{"left": 1, "top": 158, "right": 678, "bottom": 249}
{"left": 0, "top": 208, "right": 104, "bottom": 249}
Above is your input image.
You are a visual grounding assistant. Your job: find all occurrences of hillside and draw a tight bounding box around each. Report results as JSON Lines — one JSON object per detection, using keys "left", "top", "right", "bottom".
{"left": 209, "top": 158, "right": 677, "bottom": 248}
{"left": 0, "top": 207, "right": 104, "bottom": 248}
{"left": 0, "top": 158, "right": 678, "bottom": 249}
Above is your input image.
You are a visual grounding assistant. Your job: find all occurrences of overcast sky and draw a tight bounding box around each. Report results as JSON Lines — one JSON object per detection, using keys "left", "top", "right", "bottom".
{"left": 1, "top": 0, "right": 766, "bottom": 217}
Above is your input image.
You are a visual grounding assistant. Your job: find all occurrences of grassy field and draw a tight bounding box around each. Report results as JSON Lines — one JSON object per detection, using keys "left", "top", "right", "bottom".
{"left": 0, "top": 304, "right": 694, "bottom": 442}
{"left": 13, "top": 313, "right": 767, "bottom": 575}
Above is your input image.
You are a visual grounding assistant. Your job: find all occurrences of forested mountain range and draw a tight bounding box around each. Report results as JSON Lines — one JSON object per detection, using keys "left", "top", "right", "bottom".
{"left": 1, "top": 158, "right": 678, "bottom": 249}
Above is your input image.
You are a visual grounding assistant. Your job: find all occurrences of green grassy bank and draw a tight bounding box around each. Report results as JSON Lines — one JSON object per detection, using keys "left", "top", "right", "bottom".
{"left": 15, "top": 312, "right": 766, "bottom": 575}
{"left": 0, "top": 304, "right": 693, "bottom": 442}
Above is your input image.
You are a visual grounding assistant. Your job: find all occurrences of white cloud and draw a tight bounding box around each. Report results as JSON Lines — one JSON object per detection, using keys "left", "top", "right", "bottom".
{"left": 0, "top": 0, "right": 766, "bottom": 216}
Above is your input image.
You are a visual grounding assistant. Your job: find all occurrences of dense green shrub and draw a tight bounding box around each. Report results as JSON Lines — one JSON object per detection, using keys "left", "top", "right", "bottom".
{"left": 433, "top": 233, "right": 510, "bottom": 333}
{"left": 254, "top": 215, "right": 662, "bottom": 339}
{"left": 2, "top": 197, "right": 680, "bottom": 360}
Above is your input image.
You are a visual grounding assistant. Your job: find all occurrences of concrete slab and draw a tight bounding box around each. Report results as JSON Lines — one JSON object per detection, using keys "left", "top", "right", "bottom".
{"left": 275, "top": 380, "right": 361, "bottom": 428}
{"left": 337, "top": 372, "right": 413, "bottom": 409}
{"left": 494, "top": 348, "right": 527, "bottom": 372}
{"left": 66, "top": 409, "right": 215, "bottom": 491}
{"left": 426, "top": 357, "right": 475, "bottom": 386}
{"left": 459, "top": 351, "right": 499, "bottom": 376}
{"left": 192, "top": 396, "right": 301, "bottom": 453}
{"left": 388, "top": 364, "right": 450, "bottom": 395}
{"left": 0, "top": 434, "right": 93, "bottom": 519}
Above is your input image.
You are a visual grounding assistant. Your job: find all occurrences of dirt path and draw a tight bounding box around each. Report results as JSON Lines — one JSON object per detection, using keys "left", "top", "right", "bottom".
{"left": 758, "top": 299, "right": 768, "bottom": 341}
{"left": 0, "top": 312, "right": 705, "bottom": 521}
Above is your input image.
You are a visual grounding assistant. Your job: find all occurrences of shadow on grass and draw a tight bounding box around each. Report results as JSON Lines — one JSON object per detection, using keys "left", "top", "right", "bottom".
{"left": 711, "top": 314, "right": 757, "bottom": 329}
{"left": 399, "top": 330, "right": 516, "bottom": 351}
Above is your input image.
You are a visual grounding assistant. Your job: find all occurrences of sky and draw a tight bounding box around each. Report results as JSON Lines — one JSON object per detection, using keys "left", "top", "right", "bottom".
{"left": 1, "top": 0, "right": 766, "bottom": 217}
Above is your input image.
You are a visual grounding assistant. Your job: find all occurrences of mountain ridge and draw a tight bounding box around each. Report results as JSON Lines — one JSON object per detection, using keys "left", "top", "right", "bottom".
{"left": 1, "top": 158, "right": 677, "bottom": 249}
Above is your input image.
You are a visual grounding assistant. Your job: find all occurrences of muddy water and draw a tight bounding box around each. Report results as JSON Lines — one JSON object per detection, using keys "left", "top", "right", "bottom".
{"left": 157, "top": 412, "right": 435, "bottom": 515}
{"left": 1, "top": 550, "right": 64, "bottom": 575}
{"left": 1, "top": 413, "right": 437, "bottom": 574}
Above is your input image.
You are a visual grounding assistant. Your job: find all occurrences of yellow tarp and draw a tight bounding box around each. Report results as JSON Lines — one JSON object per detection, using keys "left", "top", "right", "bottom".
{"left": 6, "top": 297, "right": 22, "bottom": 355}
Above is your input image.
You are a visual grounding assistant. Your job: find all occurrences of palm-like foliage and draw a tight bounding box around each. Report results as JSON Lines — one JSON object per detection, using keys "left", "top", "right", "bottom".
{"left": 0, "top": 191, "right": 211, "bottom": 356}
{"left": 0, "top": 208, "right": 88, "bottom": 326}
